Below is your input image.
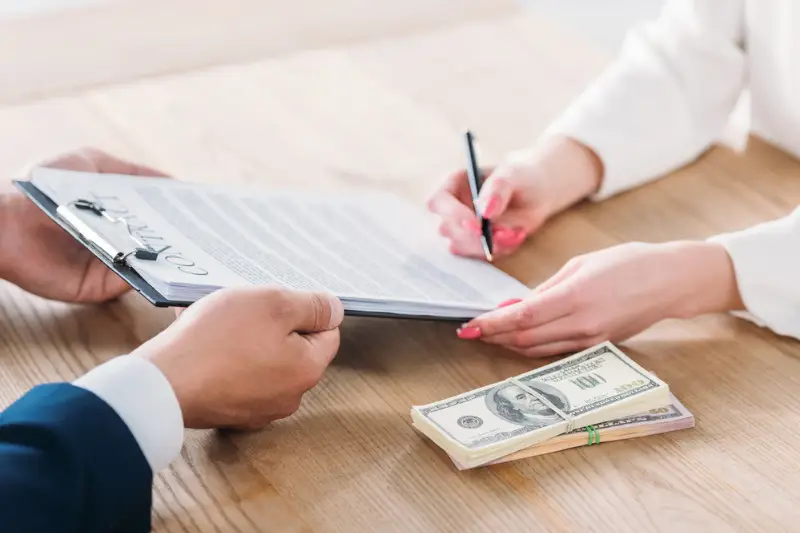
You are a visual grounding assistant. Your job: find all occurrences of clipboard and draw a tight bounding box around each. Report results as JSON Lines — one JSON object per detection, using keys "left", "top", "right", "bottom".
{"left": 12, "top": 179, "right": 470, "bottom": 321}
{"left": 13, "top": 179, "right": 189, "bottom": 308}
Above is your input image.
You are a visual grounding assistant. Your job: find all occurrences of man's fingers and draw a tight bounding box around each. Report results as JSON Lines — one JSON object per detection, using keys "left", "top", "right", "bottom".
{"left": 27, "top": 151, "right": 94, "bottom": 175}
{"left": 94, "top": 154, "right": 170, "bottom": 177}
{"left": 76, "top": 147, "right": 170, "bottom": 177}
{"left": 459, "top": 284, "right": 575, "bottom": 338}
{"left": 278, "top": 290, "right": 344, "bottom": 333}
{"left": 286, "top": 328, "right": 340, "bottom": 393}
{"left": 299, "top": 328, "right": 341, "bottom": 369}
{"left": 31, "top": 147, "right": 170, "bottom": 178}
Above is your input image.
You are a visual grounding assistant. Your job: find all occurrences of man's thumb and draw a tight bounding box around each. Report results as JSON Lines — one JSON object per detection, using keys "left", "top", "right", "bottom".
{"left": 283, "top": 291, "right": 344, "bottom": 333}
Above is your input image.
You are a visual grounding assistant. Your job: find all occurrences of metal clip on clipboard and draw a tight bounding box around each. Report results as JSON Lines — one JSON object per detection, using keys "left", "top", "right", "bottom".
{"left": 56, "top": 198, "right": 160, "bottom": 265}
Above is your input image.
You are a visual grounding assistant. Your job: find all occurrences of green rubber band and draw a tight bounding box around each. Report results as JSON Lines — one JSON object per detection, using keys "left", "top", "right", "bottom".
{"left": 586, "top": 426, "right": 598, "bottom": 445}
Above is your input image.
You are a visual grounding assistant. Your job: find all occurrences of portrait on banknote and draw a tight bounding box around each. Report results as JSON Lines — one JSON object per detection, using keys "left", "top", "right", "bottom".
{"left": 486, "top": 381, "right": 569, "bottom": 427}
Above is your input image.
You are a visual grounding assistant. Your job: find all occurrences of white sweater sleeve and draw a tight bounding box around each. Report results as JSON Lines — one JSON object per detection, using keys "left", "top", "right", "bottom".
{"left": 708, "top": 209, "right": 800, "bottom": 340}
{"left": 545, "top": 0, "right": 747, "bottom": 199}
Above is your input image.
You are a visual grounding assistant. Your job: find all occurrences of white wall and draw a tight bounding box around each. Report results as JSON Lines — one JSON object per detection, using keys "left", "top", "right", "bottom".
{"left": 519, "top": 0, "right": 664, "bottom": 50}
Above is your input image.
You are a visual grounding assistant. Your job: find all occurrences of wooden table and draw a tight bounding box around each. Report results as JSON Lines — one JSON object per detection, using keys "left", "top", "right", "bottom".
{"left": 2, "top": 5, "right": 800, "bottom": 532}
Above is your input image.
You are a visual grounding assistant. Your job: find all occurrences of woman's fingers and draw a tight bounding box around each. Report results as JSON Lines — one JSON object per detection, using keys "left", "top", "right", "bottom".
{"left": 532, "top": 258, "right": 582, "bottom": 294}
{"left": 480, "top": 314, "right": 588, "bottom": 348}
{"left": 458, "top": 284, "right": 575, "bottom": 339}
{"left": 428, "top": 186, "right": 478, "bottom": 225}
{"left": 476, "top": 169, "right": 515, "bottom": 219}
{"left": 510, "top": 338, "right": 596, "bottom": 358}
{"left": 438, "top": 232, "right": 479, "bottom": 257}
{"left": 492, "top": 226, "right": 528, "bottom": 252}
{"left": 431, "top": 166, "right": 539, "bottom": 259}
{"left": 439, "top": 217, "right": 529, "bottom": 259}
{"left": 438, "top": 220, "right": 483, "bottom": 257}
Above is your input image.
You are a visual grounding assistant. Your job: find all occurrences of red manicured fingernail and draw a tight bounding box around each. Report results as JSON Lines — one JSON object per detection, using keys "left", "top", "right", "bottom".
{"left": 493, "top": 225, "right": 515, "bottom": 243}
{"left": 457, "top": 325, "right": 482, "bottom": 340}
{"left": 461, "top": 219, "right": 482, "bottom": 236}
{"left": 495, "top": 227, "right": 526, "bottom": 247}
{"left": 497, "top": 298, "right": 523, "bottom": 308}
{"left": 482, "top": 196, "right": 500, "bottom": 219}
{"left": 510, "top": 229, "right": 527, "bottom": 244}
{"left": 494, "top": 233, "right": 515, "bottom": 247}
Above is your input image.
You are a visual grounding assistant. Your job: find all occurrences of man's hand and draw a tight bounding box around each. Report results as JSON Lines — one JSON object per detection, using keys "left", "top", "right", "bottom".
{"left": 132, "top": 286, "right": 344, "bottom": 429}
{"left": 0, "top": 148, "right": 168, "bottom": 303}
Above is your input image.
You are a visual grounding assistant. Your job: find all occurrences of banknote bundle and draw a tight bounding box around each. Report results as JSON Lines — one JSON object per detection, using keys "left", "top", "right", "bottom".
{"left": 411, "top": 342, "right": 679, "bottom": 469}
{"left": 448, "top": 393, "right": 694, "bottom": 469}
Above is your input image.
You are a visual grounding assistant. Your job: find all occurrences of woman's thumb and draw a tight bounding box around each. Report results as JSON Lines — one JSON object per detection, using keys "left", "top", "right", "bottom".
{"left": 476, "top": 168, "right": 515, "bottom": 220}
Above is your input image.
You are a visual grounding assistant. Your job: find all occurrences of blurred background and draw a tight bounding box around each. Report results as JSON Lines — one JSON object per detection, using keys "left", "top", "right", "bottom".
{"left": 523, "top": 0, "right": 662, "bottom": 49}
{"left": 2, "top": 0, "right": 663, "bottom": 49}
{"left": 0, "top": 0, "right": 668, "bottom": 201}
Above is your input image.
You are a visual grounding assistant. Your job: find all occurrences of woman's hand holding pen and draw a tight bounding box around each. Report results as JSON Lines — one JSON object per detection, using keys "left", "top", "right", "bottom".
{"left": 427, "top": 136, "right": 603, "bottom": 259}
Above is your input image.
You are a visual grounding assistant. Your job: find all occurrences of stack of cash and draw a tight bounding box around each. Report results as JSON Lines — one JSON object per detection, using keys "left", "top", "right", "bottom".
{"left": 411, "top": 342, "right": 688, "bottom": 469}
{"left": 448, "top": 394, "right": 694, "bottom": 469}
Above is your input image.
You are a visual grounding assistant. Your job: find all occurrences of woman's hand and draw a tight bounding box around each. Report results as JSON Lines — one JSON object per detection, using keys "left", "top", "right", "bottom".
{"left": 427, "top": 136, "right": 603, "bottom": 259}
{"left": 457, "top": 241, "right": 744, "bottom": 357}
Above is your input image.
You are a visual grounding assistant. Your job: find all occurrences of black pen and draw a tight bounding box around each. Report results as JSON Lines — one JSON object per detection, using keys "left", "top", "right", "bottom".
{"left": 463, "top": 130, "right": 493, "bottom": 262}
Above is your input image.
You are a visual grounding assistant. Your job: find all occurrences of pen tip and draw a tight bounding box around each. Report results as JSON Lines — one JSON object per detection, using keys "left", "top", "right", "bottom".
{"left": 480, "top": 238, "right": 493, "bottom": 263}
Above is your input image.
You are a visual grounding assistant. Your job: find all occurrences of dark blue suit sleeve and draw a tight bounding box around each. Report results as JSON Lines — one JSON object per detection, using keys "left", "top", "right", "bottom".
{"left": 0, "top": 383, "right": 153, "bottom": 533}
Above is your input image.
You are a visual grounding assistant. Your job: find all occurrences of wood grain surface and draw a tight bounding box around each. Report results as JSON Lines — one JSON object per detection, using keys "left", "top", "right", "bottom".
{"left": 2, "top": 7, "right": 800, "bottom": 533}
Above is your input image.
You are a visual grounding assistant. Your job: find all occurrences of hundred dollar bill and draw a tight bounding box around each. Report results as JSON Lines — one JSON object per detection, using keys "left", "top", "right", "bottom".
{"left": 446, "top": 393, "right": 694, "bottom": 469}
{"left": 411, "top": 342, "right": 670, "bottom": 469}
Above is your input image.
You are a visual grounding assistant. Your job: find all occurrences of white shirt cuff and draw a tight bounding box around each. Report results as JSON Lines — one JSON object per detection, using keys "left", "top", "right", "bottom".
{"left": 74, "top": 355, "right": 184, "bottom": 473}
